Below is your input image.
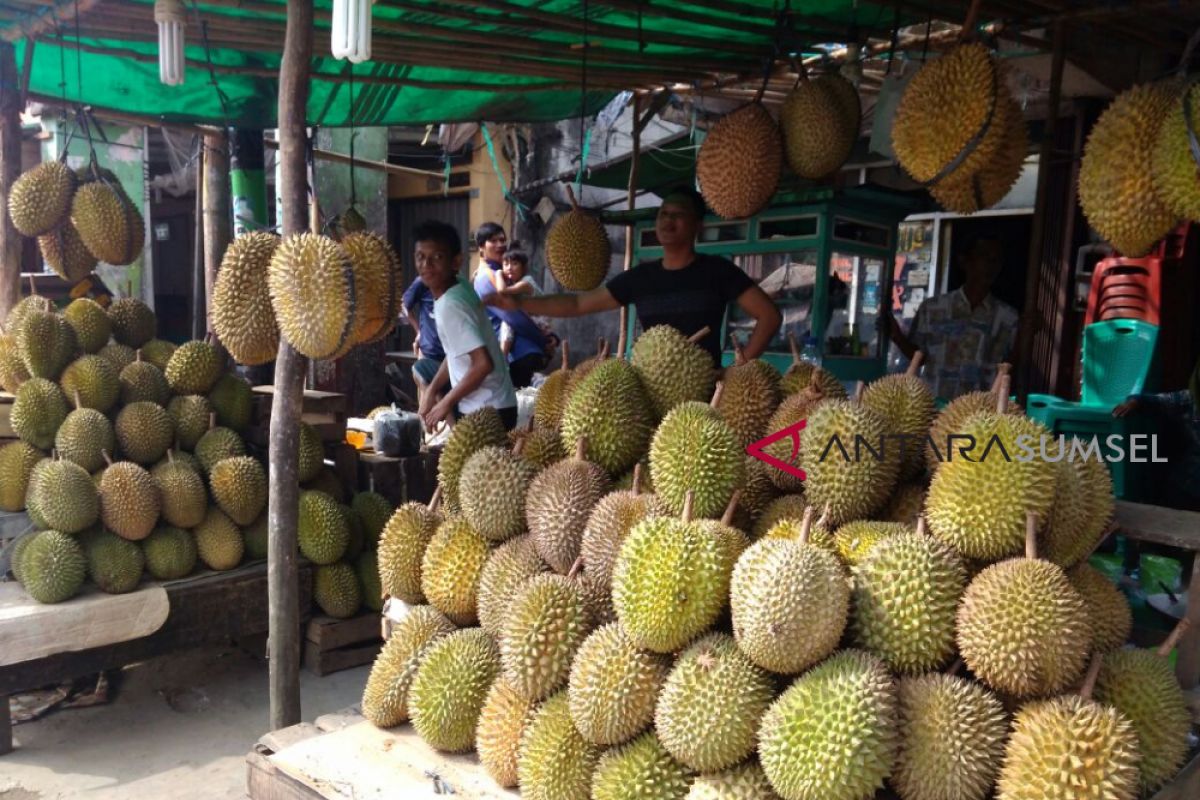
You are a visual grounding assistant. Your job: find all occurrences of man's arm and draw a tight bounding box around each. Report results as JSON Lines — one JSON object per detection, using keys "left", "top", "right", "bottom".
{"left": 485, "top": 286, "right": 621, "bottom": 317}
{"left": 734, "top": 285, "right": 782, "bottom": 360}
{"left": 889, "top": 308, "right": 919, "bottom": 360}
{"left": 418, "top": 359, "right": 451, "bottom": 416}
{"left": 425, "top": 347, "right": 493, "bottom": 427}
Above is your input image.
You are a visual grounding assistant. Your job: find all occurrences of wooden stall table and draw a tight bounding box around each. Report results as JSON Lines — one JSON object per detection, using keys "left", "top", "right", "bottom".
{"left": 0, "top": 560, "right": 313, "bottom": 755}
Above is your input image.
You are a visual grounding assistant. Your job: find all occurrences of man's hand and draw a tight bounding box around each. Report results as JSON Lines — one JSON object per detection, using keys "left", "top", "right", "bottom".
{"left": 483, "top": 293, "right": 519, "bottom": 311}
{"left": 1113, "top": 398, "right": 1140, "bottom": 418}
{"left": 424, "top": 398, "right": 453, "bottom": 429}
{"left": 412, "top": 332, "right": 421, "bottom": 357}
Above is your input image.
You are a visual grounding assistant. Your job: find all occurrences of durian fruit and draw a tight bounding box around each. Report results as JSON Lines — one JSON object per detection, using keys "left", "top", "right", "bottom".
{"left": 880, "top": 481, "right": 927, "bottom": 525}
{"left": 82, "top": 528, "right": 145, "bottom": 594}
{"left": 408, "top": 628, "right": 501, "bottom": 753}
{"left": 1079, "top": 80, "right": 1180, "bottom": 257}
{"left": 340, "top": 503, "right": 366, "bottom": 562}
{"left": 579, "top": 467, "right": 667, "bottom": 600}
{"left": 361, "top": 605, "right": 454, "bottom": 728}
{"left": 377, "top": 496, "right": 442, "bottom": 604}
{"left": 9, "top": 161, "right": 75, "bottom": 235}
{"left": 892, "top": 673, "right": 1009, "bottom": 800}
{"left": 477, "top": 534, "right": 547, "bottom": 637}
{"left": 833, "top": 520, "right": 911, "bottom": 566}
{"left": 591, "top": 731, "right": 693, "bottom": 800}
{"left": 1042, "top": 457, "right": 1115, "bottom": 567}
{"left": 3, "top": 294, "right": 55, "bottom": 335}
{"left": 97, "top": 342, "right": 136, "bottom": 373}
{"left": 107, "top": 297, "right": 156, "bottom": 348}
{"left": 18, "top": 309, "right": 78, "bottom": 379}
{"left": 561, "top": 358, "right": 655, "bottom": 475}
{"left": 140, "top": 525, "right": 197, "bottom": 580}
{"left": 761, "top": 516, "right": 836, "bottom": 552}
{"left": 139, "top": 338, "right": 177, "bottom": 371}
{"left": 1152, "top": 81, "right": 1200, "bottom": 220}
{"left": 477, "top": 678, "right": 538, "bottom": 787}
{"left": 0, "top": 333, "right": 29, "bottom": 392}
{"left": 296, "top": 421, "right": 324, "bottom": 483}
{"left": 313, "top": 562, "right": 362, "bottom": 618}
{"left": 800, "top": 399, "right": 899, "bottom": 526}
{"left": 568, "top": 622, "right": 669, "bottom": 746}
{"left": 55, "top": 403, "right": 116, "bottom": 474}
{"left": 1068, "top": 562, "right": 1132, "bottom": 653}
{"left": 926, "top": 408, "right": 1057, "bottom": 561}
{"left": 956, "top": 522, "right": 1090, "bottom": 697}
{"left": 779, "top": 349, "right": 847, "bottom": 398}
{"left": 349, "top": 491, "right": 391, "bottom": 548}
{"left": 99, "top": 459, "right": 161, "bottom": 541}
{"left": 267, "top": 233, "right": 356, "bottom": 360}
{"left": 613, "top": 495, "right": 741, "bottom": 654}
{"left": 72, "top": 180, "right": 142, "bottom": 265}
{"left": 158, "top": 446, "right": 201, "bottom": 474}
{"left": 650, "top": 393, "right": 744, "bottom": 520}
{"left": 687, "top": 762, "right": 779, "bottom": 800}
{"left": 534, "top": 342, "right": 573, "bottom": 430}
{"left": 39, "top": 222, "right": 98, "bottom": 282}
{"left": 929, "top": 87, "right": 1028, "bottom": 214}
{"left": 119, "top": 356, "right": 169, "bottom": 406}
{"left": 546, "top": 189, "right": 612, "bottom": 291}
{"left": 243, "top": 515, "right": 268, "bottom": 561}
{"left": 18, "top": 530, "right": 87, "bottom": 604}
{"left": 780, "top": 73, "right": 859, "bottom": 179}
{"left": 151, "top": 454, "right": 207, "bottom": 529}
{"left": 861, "top": 359, "right": 936, "bottom": 481}
{"left": 715, "top": 353, "right": 782, "bottom": 450}
{"left": 997, "top": 664, "right": 1140, "bottom": 800}
{"left": 62, "top": 298, "right": 111, "bottom": 355}
{"left": 750, "top": 494, "right": 809, "bottom": 540}
{"left": 437, "top": 407, "right": 507, "bottom": 512}
{"left": 501, "top": 572, "right": 591, "bottom": 701}
{"left": 731, "top": 511, "right": 849, "bottom": 674}
{"left": 23, "top": 457, "right": 53, "bottom": 528}
{"left": 758, "top": 649, "right": 898, "bottom": 800}
{"left": 164, "top": 340, "right": 222, "bottom": 395}
{"left": 1095, "top": 637, "right": 1191, "bottom": 794}
{"left": 459, "top": 445, "right": 535, "bottom": 542}
{"left": 209, "top": 455, "right": 267, "bottom": 525}
{"left": 0, "top": 441, "right": 43, "bottom": 511}
{"left": 655, "top": 632, "right": 774, "bottom": 773}
{"left": 758, "top": 387, "right": 828, "bottom": 493}
{"left": 525, "top": 439, "right": 610, "bottom": 573}
{"left": 341, "top": 231, "right": 400, "bottom": 346}
{"left": 357, "top": 551, "right": 383, "bottom": 612}
{"left": 420, "top": 515, "right": 490, "bottom": 625}
{"left": 517, "top": 690, "right": 602, "bottom": 800}
{"left": 29, "top": 457, "right": 100, "bottom": 533}
{"left": 631, "top": 325, "right": 716, "bottom": 418}
{"left": 11, "top": 378, "right": 67, "bottom": 449}
{"left": 511, "top": 426, "right": 566, "bottom": 473}
{"left": 8, "top": 531, "right": 37, "bottom": 582}
{"left": 208, "top": 374, "right": 254, "bottom": 432}
{"left": 731, "top": 456, "right": 782, "bottom": 531}
{"left": 59, "top": 354, "right": 119, "bottom": 412}
{"left": 563, "top": 338, "right": 611, "bottom": 400}
{"left": 297, "top": 489, "right": 349, "bottom": 565}
{"left": 211, "top": 232, "right": 281, "bottom": 365}
{"left": 193, "top": 506, "right": 244, "bottom": 570}
{"left": 852, "top": 530, "right": 966, "bottom": 674}
{"left": 195, "top": 424, "right": 246, "bottom": 474}
{"left": 114, "top": 401, "right": 174, "bottom": 464}
{"left": 696, "top": 103, "right": 782, "bottom": 219}
{"left": 924, "top": 385, "right": 1017, "bottom": 471}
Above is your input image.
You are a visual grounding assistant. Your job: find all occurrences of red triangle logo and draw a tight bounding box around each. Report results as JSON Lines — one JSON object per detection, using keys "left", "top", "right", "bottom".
{"left": 746, "top": 419, "right": 807, "bottom": 482}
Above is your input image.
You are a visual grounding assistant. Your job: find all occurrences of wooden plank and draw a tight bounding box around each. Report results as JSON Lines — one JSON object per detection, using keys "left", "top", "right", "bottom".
{"left": 252, "top": 386, "right": 348, "bottom": 414}
{"left": 247, "top": 750, "right": 323, "bottom": 800}
{"left": 303, "top": 640, "right": 381, "bottom": 677}
{"left": 305, "top": 612, "right": 381, "bottom": 651}
{"left": 257, "top": 722, "right": 324, "bottom": 755}
{"left": 0, "top": 695, "right": 11, "bottom": 755}
{"left": 1114, "top": 501, "right": 1200, "bottom": 551}
{"left": 0, "top": 581, "right": 169, "bottom": 667}
{"left": 1177, "top": 555, "right": 1200, "bottom": 690}
{"left": 313, "top": 707, "right": 363, "bottom": 733}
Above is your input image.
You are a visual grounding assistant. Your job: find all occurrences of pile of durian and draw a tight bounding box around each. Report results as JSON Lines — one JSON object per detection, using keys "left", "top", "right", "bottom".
{"left": 1, "top": 294, "right": 394, "bottom": 619}
{"left": 8, "top": 161, "right": 146, "bottom": 281}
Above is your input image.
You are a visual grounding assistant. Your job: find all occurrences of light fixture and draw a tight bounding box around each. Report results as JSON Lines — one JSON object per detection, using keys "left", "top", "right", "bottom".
{"left": 155, "top": 0, "right": 187, "bottom": 86}
{"left": 331, "top": 0, "right": 373, "bottom": 64}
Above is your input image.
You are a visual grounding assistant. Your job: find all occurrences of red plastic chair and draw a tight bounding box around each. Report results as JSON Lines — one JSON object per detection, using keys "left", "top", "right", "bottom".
{"left": 1085, "top": 257, "right": 1162, "bottom": 326}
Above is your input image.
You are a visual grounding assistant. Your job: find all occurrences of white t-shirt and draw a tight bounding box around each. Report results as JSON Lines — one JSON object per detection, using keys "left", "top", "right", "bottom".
{"left": 433, "top": 280, "right": 517, "bottom": 414}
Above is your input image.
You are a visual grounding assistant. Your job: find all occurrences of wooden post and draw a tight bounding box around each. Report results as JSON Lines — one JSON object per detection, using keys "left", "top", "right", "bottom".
{"left": 192, "top": 154, "right": 205, "bottom": 341}
{"left": 203, "top": 130, "right": 231, "bottom": 342}
{"left": 617, "top": 94, "right": 642, "bottom": 359}
{"left": 268, "top": 0, "right": 312, "bottom": 731}
{"left": 0, "top": 42, "right": 21, "bottom": 321}
{"left": 1016, "top": 21, "right": 1066, "bottom": 398}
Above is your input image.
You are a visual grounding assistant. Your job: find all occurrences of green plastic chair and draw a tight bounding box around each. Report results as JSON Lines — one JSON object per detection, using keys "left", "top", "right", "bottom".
{"left": 1026, "top": 319, "right": 1158, "bottom": 499}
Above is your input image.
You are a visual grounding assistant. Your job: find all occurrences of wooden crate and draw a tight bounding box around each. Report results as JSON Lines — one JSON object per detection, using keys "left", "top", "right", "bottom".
{"left": 0, "top": 392, "right": 14, "bottom": 440}
{"left": 357, "top": 449, "right": 439, "bottom": 506}
{"left": 303, "top": 612, "right": 382, "bottom": 677}
{"left": 247, "top": 386, "right": 348, "bottom": 445}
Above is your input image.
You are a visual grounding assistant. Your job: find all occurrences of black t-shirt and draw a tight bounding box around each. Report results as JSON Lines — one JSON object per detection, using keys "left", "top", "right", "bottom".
{"left": 606, "top": 254, "right": 755, "bottom": 363}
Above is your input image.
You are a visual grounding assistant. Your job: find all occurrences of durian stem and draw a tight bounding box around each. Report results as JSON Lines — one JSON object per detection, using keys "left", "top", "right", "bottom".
{"left": 959, "top": 0, "right": 983, "bottom": 42}
{"left": 560, "top": 340, "right": 571, "bottom": 371}
{"left": 167, "top": 450, "right": 175, "bottom": 465}
{"left": 209, "top": 412, "right": 217, "bottom": 431}
{"left": 1158, "top": 618, "right": 1192, "bottom": 658}
{"left": 916, "top": 515, "right": 927, "bottom": 536}
{"left": 631, "top": 462, "right": 642, "bottom": 496}
{"left": 564, "top": 182, "right": 580, "bottom": 212}
{"left": 135, "top": 349, "right": 142, "bottom": 363}
{"left": 428, "top": 485, "right": 443, "bottom": 512}
{"left": 511, "top": 435, "right": 527, "bottom": 457}
{"left": 721, "top": 490, "right": 741, "bottom": 526}
{"left": 946, "top": 657, "right": 964, "bottom": 676}
{"left": 799, "top": 505, "right": 815, "bottom": 544}
{"left": 710, "top": 381, "right": 725, "bottom": 408}
{"left": 787, "top": 331, "right": 801, "bottom": 365}
{"left": 907, "top": 350, "right": 924, "bottom": 377}
{"left": 101, "top": 449, "right": 113, "bottom": 467}
{"left": 598, "top": 338, "right": 610, "bottom": 361}
{"left": 616, "top": 318, "right": 627, "bottom": 361}
{"left": 27, "top": 274, "right": 35, "bottom": 296}
{"left": 567, "top": 556, "right": 584, "bottom": 579}
{"left": 1075, "top": 519, "right": 1118, "bottom": 568}
{"left": 1025, "top": 511, "right": 1038, "bottom": 560}
{"left": 574, "top": 436, "right": 587, "bottom": 461}
{"left": 990, "top": 362, "right": 1012, "bottom": 392}
{"left": 815, "top": 503, "right": 831, "bottom": 529}
{"left": 687, "top": 326, "right": 712, "bottom": 345}
{"left": 995, "top": 374, "right": 1012, "bottom": 414}
{"left": 732, "top": 336, "right": 746, "bottom": 366}
{"left": 1080, "top": 654, "right": 1103, "bottom": 700}
{"left": 73, "top": 390, "right": 82, "bottom": 410}
{"left": 853, "top": 381, "right": 865, "bottom": 403}
{"left": 682, "top": 490, "right": 695, "bottom": 524}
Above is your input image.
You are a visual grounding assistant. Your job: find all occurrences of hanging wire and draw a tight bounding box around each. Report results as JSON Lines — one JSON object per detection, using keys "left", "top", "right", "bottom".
{"left": 574, "top": 0, "right": 592, "bottom": 196}
{"left": 189, "top": 1, "right": 235, "bottom": 130}
{"left": 921, "top": 12, "right": 933, "bottom": 63}
{"left": 886, "top": 1, "right": 901, "bottom": 76}
{"left": 348, "top": 64, "right": 357, "bottom": 211}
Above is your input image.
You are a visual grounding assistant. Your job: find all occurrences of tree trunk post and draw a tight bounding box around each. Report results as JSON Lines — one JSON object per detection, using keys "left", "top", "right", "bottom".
{"left": 268, "top": 0, "right": 312, "bottom": 731}
{"left": 203, "top": 130, "right": 231, "bottom": 343}
{"left": 0, "top": 42, "right": 22, "bottom": 321}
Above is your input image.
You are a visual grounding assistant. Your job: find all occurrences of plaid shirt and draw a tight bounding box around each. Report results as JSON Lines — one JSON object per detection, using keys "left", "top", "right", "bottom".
{"left": 910, "top": 289, "right": 1019, "bottom": 401}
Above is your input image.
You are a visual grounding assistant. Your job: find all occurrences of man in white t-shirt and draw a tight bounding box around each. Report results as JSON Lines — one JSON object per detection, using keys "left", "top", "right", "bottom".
{"left": 412, "top": 220, "right": 518, "bottom": 430}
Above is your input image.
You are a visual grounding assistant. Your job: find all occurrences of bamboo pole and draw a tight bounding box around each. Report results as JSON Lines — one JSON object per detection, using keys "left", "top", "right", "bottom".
{"left": 203, "top": 130, "right": 231, "bottom": 344}
{"left": 0, "top": 42, "right": 21, "bottom": 321}
{"left": 618, "top": 93, "right": 641, "bottom": 361}
{"left": 267, "top": 0, "right": 311, "bottom": 732}
{"left": 191, "top": 150, "right": 205, "bottom": 341}
{"left": 0, "top": 0, "right": 105, "bottom": 43}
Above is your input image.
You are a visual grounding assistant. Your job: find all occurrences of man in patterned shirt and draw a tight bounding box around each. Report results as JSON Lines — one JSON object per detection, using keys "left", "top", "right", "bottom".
{"left": 889, "top": 234, "right": 1019, "bottom": 401}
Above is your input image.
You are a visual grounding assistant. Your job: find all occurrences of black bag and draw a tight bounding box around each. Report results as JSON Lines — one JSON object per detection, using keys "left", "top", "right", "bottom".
{"left": 373, "top": 410, "right": 423, "bottom": 458}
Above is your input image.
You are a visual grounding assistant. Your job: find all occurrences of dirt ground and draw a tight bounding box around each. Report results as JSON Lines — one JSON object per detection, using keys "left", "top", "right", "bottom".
{"left": 0, "top": 642, "right": 370, "bottom": 800}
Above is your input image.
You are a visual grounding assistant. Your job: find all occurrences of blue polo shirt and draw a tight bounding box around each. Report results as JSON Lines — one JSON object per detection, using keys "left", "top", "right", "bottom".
{"left": 472, "top": 260, "right": 546, "bottom": 363}
{"left": 401, "top": 277, "right": 444, "bottom": 360}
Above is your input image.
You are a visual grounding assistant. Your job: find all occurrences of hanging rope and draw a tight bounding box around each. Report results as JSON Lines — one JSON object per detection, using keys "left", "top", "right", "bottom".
{"left": 347, "top": 64, "right": 357, "bottom": 211}
{"left": 574, "top": 0, "right": 591, "bottom": 198}
{"left": 189, "top": 1, "right": 234, "bottom": 130}
{"left": 886, "top": 1, "right": 901, "bottom": 76}
{"left": 481, "top": 122, "right": 526, "bottom": 221}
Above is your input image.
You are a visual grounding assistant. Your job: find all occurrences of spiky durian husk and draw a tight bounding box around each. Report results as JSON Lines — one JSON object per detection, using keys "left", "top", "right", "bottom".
{"left": 266, "top": 233, "right": 356, "bottom": 360}
{"left": 697, "top": 103, "right": 782, "bottom": 220}
{"left": 780, "top": 74, "right": 859, "bottom": 179}
{"left": 211, "top": 232, "right": 280, "bottom": 365}
{"left": 546, "top": 208, "right": 612, "bottom": 291}
{"left": 9, "top": 161, "right": 75, "bottom": 236}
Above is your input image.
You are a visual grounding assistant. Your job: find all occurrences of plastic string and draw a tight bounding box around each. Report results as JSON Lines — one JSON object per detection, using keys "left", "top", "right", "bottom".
{"left": 481, "top": 122, "right": 527, "bottom": 221}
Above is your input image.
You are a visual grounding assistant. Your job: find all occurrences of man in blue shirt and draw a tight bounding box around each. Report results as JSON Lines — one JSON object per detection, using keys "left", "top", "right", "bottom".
{"left": 402, "top": 276, "right": 445, "bottom": 407}
{"left": 471, "top": 222, "right": 548, "bottom": 388}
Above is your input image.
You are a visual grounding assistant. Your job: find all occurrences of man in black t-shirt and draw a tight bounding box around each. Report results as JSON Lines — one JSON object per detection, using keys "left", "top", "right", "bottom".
{"left": 484, "top": 186, "right": 780, "bottom": 364}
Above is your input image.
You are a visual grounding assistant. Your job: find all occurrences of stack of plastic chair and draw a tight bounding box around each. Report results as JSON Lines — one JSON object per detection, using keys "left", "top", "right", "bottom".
{"left": 1026, "top": 319, "right": 1158, "bottom": 499}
